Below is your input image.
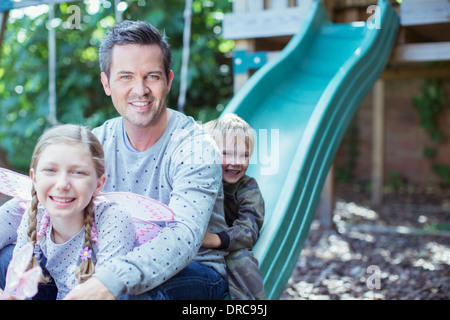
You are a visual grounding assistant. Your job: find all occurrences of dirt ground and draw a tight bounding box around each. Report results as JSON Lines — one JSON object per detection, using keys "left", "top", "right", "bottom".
{"left": 1, "top": 183, "right": 449, "bottom": 300}
{"left": 281, "top": 183, "right": 450, "bottom": 300}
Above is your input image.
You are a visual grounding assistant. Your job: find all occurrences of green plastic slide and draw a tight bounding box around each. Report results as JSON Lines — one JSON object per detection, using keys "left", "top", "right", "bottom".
{"left": 221, "top": 0, "right": 399, "bottom": 299}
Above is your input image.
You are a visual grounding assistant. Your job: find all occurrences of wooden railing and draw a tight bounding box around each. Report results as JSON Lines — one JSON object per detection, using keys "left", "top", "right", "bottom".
{"left": 223, "top": 0, "right": 313, "bottom": 39}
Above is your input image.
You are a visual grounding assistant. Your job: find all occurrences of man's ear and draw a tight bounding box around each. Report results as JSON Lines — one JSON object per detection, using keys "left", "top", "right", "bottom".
{"left": 166, "top": 70, "right": 174, "bottom": 94}
{"left": 100, "top": 72, "right": 111, "bottom": 96}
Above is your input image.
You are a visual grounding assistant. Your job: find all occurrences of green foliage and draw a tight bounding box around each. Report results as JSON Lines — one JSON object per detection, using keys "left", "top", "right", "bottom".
{"left": 413, "top": 78, "right": 447, "bottom": 143}
{"left": 421, "top": 221, "right": 450, "bottom": 234}
{"left": 412, "top": 78, "right": 449, "bottom": 184}
{"left": 0, "top": 0, "right": 233, "bottom": 171}
{"left": 386, "top": 171, "right": 406, "bottom": 189}
{"left": 432, "top": 164, "right": 450, "bottom": 184}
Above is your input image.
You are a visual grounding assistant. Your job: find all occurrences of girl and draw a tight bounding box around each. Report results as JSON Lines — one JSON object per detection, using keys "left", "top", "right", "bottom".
{"left": 14, "top": 124, "right": 136, "bottom": 299}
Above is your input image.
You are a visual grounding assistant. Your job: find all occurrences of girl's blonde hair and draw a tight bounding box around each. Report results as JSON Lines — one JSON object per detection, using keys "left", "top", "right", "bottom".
{"left": 27, "top": 124, "right": 105, "bottom": 284}
{"left": 204, "top": 113, "right": 255, "bottom": 155}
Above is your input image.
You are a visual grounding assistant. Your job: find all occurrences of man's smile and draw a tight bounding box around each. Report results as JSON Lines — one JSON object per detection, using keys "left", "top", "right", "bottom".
{"left": 130, "top": 100, "right": 152, "bottom": 110}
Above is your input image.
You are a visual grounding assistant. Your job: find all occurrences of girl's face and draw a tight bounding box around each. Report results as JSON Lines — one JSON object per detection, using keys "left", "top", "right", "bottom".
{"left": 30, "top": 143, "right": 105, "bottom": 221}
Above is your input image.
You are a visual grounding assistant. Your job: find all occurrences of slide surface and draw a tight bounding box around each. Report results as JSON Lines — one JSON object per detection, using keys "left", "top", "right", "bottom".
{"left": 221, "top": 0, "right": 399, "bottom": 299}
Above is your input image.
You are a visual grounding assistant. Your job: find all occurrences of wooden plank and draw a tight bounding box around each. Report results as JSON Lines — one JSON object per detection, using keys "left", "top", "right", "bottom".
{"left": 233, "top": 0, "right": 247, "bottom": 13}
{"left": 10, "top": 0, "right": 81, "bottom": 9}
{"left": 223, "top": 5, "right": 312, "bottom": 39}
{"left": 271, "top": 0, "right": 290, "bottom": 10}
{"left": 382, "top": 64, "right": 450, "bottom": 80}
{"left": 401, "top": 0, "right": 450, "bottom": 26}
{"left": 248, "top": 0, "right": 264, "bottom": 12}
{"left": 390, "top": 42, "right": 450, "bottom": 63}
{"left": 371, "top": 80, "right": 385, "bottom": 206}
{"left": 342, "top": 223, "right": 450, "bottom": 237}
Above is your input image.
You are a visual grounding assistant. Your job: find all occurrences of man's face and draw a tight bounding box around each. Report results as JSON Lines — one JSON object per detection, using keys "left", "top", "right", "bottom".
{"left": 101, "top": 44, "right": 174, "bottom": 128}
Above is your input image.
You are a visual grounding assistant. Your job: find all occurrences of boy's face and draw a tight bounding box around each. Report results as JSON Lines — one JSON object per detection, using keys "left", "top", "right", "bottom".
{"left": 220, "top": 135, "right": 250, "bottom": 184}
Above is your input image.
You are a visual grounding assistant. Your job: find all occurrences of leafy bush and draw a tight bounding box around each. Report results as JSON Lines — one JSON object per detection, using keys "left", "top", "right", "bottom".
{"left": 0, "top": 0, "right": 233, "bottom": 171}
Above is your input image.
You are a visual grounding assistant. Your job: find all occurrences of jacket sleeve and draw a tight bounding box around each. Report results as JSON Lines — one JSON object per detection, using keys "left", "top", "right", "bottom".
{"left": 222, "top": 179, "right": 265, "bottom": 251}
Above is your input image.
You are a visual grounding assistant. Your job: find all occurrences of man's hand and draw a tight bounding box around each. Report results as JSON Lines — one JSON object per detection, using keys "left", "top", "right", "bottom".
{"left": 64, "top": 277, "right": 116, "bottom": 300}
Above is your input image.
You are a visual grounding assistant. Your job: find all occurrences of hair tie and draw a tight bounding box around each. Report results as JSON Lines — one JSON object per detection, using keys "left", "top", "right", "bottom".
{"left": 36, "top": 210, "right": 99, "bottom": 247}
{"left": 91, "top": 221, "right": 99, "bottom": 247}
{"left": 37, "top": 210, "right": 50, "bottom": 244}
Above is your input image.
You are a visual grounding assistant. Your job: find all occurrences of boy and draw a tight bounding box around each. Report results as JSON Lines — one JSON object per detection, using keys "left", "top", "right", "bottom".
{"left": 202, "top": 113, "right": 265, "bottom": 300}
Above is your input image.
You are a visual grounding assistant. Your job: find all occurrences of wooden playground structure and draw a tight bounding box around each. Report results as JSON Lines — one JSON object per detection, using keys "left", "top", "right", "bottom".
{"left": 223, "top": 0, "right": 450, "bottom": 212}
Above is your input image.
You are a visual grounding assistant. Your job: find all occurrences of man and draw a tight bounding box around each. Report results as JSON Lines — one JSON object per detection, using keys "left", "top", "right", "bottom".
{"left": 0, "top": 20, "right": 228, "bottom": 300}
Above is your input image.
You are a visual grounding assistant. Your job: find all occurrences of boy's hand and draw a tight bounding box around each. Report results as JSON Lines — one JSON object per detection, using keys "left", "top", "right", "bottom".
{"left": 201, "top": 231, "right": 221, "bottom": 249}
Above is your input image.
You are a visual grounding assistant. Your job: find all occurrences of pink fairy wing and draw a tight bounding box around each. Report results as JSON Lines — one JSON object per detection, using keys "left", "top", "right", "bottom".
{"left": 134, "top": 220, "right": 164, "bottom": 244}
{"left": 4, "top": 243, "right": 42, "bottom": 300}
{"left": 94, "top": 192, "right": 174, "bottom": 245}
{"left": 5, "top": 243, "right": 33, "bottom": 290}
{"left": 96, "top": 192, "right": 174, "bottom": 222}
{"left": 0, "top": 167, "right": 33, "bottom": 201}
{"left": 18, "top": 200, "right": 31, "bottom": 211}
{"left": 12, "top": 266, "right": 42, "bottom": 300}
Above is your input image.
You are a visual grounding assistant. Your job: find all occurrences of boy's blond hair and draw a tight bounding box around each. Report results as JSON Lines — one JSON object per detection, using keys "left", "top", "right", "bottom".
{"left": 204, "top": 113, "right": 255, "bottom": 156}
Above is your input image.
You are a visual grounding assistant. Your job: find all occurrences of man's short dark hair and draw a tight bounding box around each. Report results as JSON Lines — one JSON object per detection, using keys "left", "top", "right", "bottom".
{"left": 99, "top": 20, "right": 171, "bottom": 81}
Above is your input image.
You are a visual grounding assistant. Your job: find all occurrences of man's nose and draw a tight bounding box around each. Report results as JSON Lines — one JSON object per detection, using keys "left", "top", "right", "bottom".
{"left": 133, "top": 79, "right": 150, "bottom": 97}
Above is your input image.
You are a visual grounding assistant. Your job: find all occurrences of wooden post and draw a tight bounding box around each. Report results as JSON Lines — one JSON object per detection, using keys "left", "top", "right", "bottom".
{"left": 371, "top": 79, "right": 385, "bottom": 206}
{"left": 177, "top": 0, "right": 193, "bottom": 114}
{"left": 0, "top": 11, "right": 9, "bottom": 62}
{"left": 317, "top": 163, "right": 335, "bottom": 229}
{"left": 115, "top": 0, "right": 123, "bottom": 23}
{"left": 233, "top": 39, "right": 255, "bottom": 93}
{"left": 47, "top": 2, "right": 58, "bottom": 125}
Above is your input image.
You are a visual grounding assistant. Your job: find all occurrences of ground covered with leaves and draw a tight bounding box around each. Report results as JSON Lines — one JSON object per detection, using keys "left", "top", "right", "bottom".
{"left": 1, "top": 184, "right": 449, "bottom": 300}
{"left": 281, "top": 183, "right": 450, "bottom": 300}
